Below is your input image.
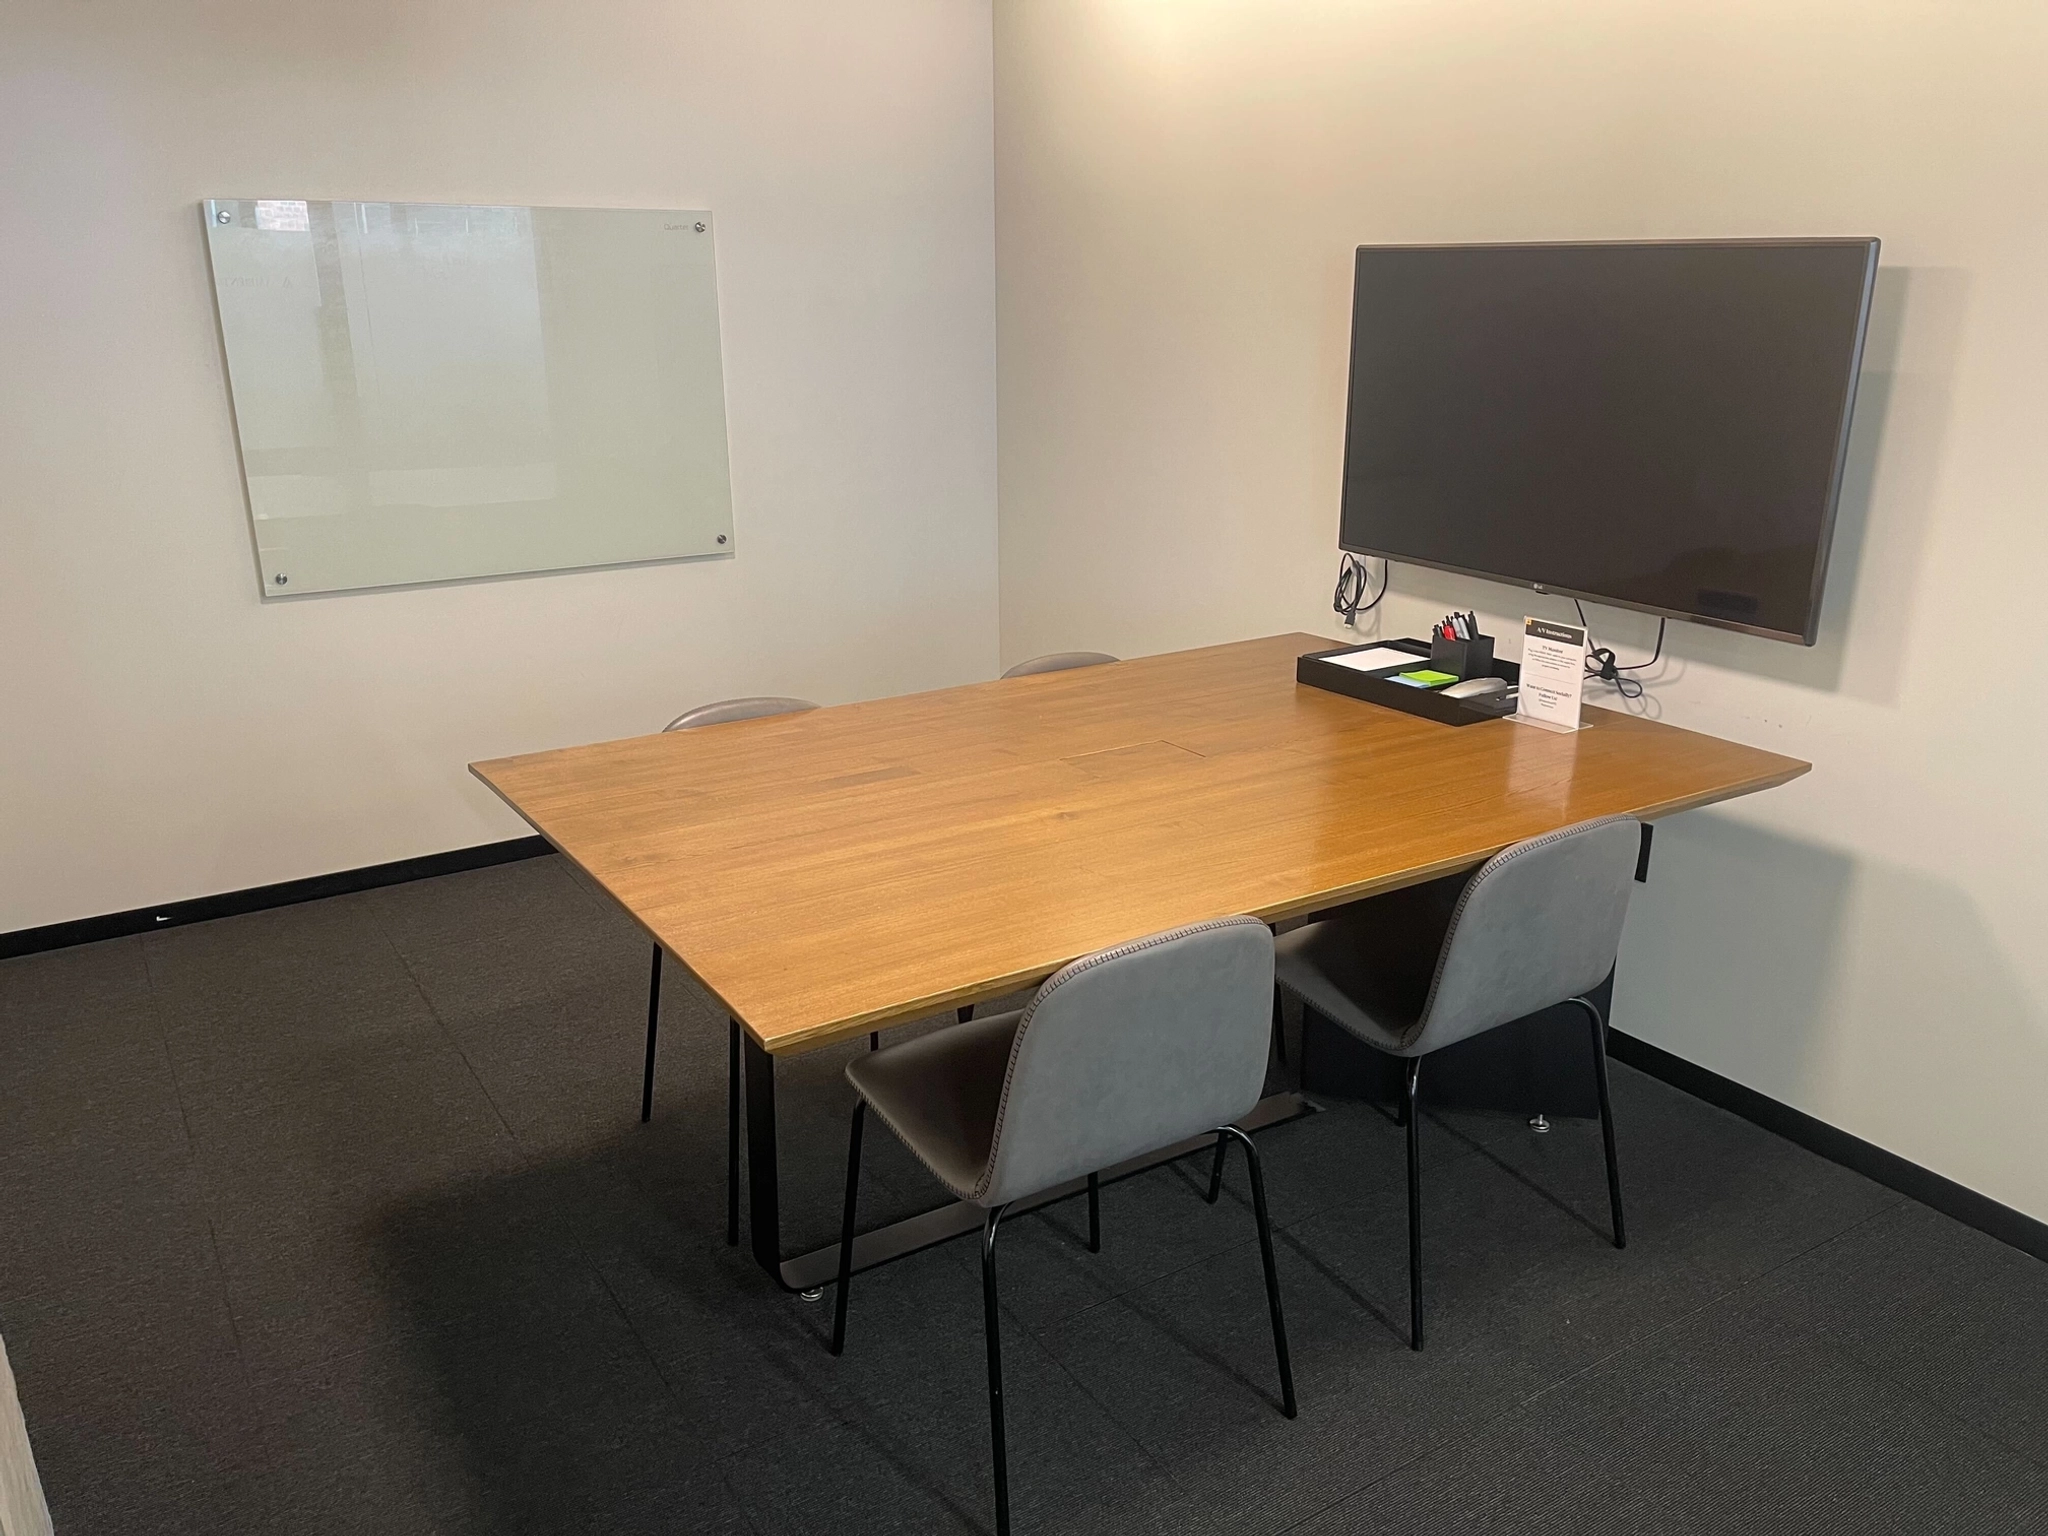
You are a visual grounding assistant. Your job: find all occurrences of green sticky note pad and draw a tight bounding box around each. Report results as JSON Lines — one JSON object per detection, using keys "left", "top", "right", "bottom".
{"left": 1396, "top": 669, "right": 1460, "bottom": 688}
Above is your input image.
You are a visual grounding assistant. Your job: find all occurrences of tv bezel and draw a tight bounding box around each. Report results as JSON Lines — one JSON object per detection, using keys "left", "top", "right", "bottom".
{"left": 1336, "top": 236, "right": 1882, "bottom": 646}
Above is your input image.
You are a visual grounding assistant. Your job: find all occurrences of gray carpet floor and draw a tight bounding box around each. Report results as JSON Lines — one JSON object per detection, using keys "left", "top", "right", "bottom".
{"left": 2, "top": 854, "right": 2045, "bottom": 1534}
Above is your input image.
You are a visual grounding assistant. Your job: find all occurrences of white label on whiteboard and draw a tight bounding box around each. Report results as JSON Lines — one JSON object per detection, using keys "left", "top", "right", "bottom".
{"left": 1515, "top": 618, "right": 1587, "bottom": 732}
{"left": 254, "top": 199, "right": 310, "bottom": 232}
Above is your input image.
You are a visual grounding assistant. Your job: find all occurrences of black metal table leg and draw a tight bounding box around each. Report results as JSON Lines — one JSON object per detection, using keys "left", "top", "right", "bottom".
{"left": 641, "top": 945, "right": 662, "bottom": 1123}
{"left": 743, "top": 1034, "right": 787, "bottom": 1284}
{"left": 726, "top": 1018, "right": 741, "bottom": 1246}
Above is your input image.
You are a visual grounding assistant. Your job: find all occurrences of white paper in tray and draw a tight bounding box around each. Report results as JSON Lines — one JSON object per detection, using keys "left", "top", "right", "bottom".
{"left": 1321, "top": 646, "right": 1427, "bottom": 674}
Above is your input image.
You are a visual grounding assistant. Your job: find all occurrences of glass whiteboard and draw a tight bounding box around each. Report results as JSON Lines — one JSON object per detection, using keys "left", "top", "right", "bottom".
{"left": 203, "top": 200, "right": 734, "bottom": 596}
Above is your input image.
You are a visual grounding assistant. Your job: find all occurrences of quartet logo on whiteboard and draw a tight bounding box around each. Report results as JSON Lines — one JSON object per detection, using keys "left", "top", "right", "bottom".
{"left": 1515, "top": 618, "right": 1588, "bottom": 732}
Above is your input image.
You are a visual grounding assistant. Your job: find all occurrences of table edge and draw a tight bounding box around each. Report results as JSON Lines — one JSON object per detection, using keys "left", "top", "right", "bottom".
{"left": 745, "top": 756, "right": 1811, "bottom": 1056}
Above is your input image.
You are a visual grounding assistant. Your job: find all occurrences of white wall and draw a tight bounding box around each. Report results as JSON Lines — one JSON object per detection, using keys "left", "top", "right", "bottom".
{"left": 0, "top": 0, "right": 997, "bottom": 931}
{"left": 996, "top": 1, "right": 2048, "bottom": 1220}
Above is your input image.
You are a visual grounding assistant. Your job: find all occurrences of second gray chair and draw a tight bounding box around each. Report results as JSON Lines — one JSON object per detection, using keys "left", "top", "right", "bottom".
{"left": 643, "top": 696, "right": 818, "bottom": 1246}
{"left": 1000, "top": 650, "right": 1118, "bottom": 679}
{"left": 832, "top": 916, "right": 1295, "bottom": 1536}
{"left": 1275, "top": 815, "right": 1639, "bottom": 1351}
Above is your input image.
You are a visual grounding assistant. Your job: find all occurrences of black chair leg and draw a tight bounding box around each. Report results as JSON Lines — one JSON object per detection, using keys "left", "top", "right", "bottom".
{"left": 1084, "top": 1172, "right": 1101, "bottom": 1252}
{"left": 1403, "top": 1056, "right": 1424, "bottom": 1351}
{"left": 641, "top": 944, "right": 662, "bottom": 1123}
{"left": 958, "top": 1004, "right": 975, "bottom": 1023}
{"left": 1205, "top": 1130, "right": 1228, "bottom": 1204}
{"left": 1220, "top": 1125, "right": 1297, "bottom": 1418}
{"left": 981, "top": 1204, "right": 1013, "bottom": 1536}
{"left": 869, "top": 1032, "right": 879, "bottom": 1050}
{"left": 727, "top": 1018, "right": 741, "bottom": 1245}
{"left": 1576, "top": 997, "right": 1627, "bottom": 1249}
{"left": 830, "top": 1101, "right": 867, "bottom": 1355}
{"left": 1272, "top": 983, "right": 1287, "bottom": 1064}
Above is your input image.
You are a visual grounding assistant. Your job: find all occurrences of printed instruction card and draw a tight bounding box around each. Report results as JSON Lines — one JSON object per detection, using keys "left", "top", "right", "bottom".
{"left": 1515, "top": 618, "right": 1587, "bottom": 732}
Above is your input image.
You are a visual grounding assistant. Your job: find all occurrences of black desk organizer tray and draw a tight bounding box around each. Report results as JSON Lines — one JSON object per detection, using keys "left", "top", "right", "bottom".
{"left": 1296, "top": 636, "right": 1521, "bottom": 727}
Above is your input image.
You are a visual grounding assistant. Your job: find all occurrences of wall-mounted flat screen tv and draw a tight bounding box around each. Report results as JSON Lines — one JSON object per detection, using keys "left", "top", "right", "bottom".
{"left": 1338, "top": 238, "right": 1879, "bottom": 644}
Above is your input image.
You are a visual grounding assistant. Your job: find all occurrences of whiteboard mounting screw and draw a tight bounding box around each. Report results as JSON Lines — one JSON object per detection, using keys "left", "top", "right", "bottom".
{"left": 716, "top": 534, "right": 727, "bottom": 545}
{"left": 694, "top": 222, "right": 706, "bottom": 233}
{"left": 216, "top": 208, "right": 232, "bottom": 224}
{"left": 273, "top": 572, "right": 288, "bottom": 585}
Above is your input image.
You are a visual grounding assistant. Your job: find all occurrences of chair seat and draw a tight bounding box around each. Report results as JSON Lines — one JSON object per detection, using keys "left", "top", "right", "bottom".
{"left": 1273, "top": 873, "right": 1465, "bottom": 1056}
{"left": 845, "top": 1009, "right": 1024, "bottom": 1202}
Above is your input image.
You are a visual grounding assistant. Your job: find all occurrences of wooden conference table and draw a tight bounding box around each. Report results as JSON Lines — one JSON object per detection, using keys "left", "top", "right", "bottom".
{"left": 471, "top": 633, "right": 1808, "bottom": 1292}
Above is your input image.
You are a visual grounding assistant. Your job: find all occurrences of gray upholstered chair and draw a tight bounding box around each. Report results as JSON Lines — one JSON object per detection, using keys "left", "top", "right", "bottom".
{"left": 1275, "top": 815, "right": 1638, "bottom": 1351}
{"left": 832, "top": 916, "right": 1296, "bottom": 1536}
{"left": 659, "top": 695, "right": 819, "bottom": 734}
{"left": 1000, "top": 650, "right": 1118, "bottom": 679}
{"left": 644, "top": 697, "right": 818, "bottom": 1247}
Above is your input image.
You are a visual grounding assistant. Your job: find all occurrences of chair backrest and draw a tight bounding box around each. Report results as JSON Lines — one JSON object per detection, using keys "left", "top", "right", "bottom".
{"left": 974, "top": 916, "right": 1274, "bottom": 1206}
{"left": 663, "top": 696, "right": 818, "bottom": 732}
{"left": 1000, "top": 651, "right": 1119, "bottom": 680}
{"left": 1411, "top": 815, "right": 1641, "bottom": 1055}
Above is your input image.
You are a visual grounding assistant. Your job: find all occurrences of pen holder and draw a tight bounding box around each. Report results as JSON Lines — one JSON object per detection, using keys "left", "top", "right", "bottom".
{"left": 1429, "top": 633, "right": 1494, "bottom": 681}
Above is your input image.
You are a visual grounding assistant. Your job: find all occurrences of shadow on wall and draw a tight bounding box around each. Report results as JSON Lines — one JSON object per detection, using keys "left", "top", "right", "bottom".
{"left": 1390, "top": 266, "right": 1970, "bottom": 706}
{"left": 1617, "top": 809, "right": 2048, "bottom": 1219}
{"left": 1678, "top": 264, "right": 1968, "bottom": 704}
{"left": 1826, "top": 850, "right": 2048, "bottom": 1217}
{"left": 1615, "top": 811, "right": 1857, "bottom": 1107}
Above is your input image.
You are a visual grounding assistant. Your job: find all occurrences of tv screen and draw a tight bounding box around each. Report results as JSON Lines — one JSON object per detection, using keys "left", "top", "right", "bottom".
{"left": 1338, "top": 239, "right": 1879, "bottom": 644}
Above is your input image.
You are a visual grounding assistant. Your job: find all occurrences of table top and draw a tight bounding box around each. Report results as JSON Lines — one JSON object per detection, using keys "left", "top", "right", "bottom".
{"left": 471, "top": 634, "right": 1808, "bottom": 1055}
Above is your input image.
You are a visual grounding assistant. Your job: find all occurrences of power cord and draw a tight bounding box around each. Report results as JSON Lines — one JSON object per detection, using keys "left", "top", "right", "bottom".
{"left": 1333, "top": 553, "right": 1386, "bottom": 626}
{"left": 1574, "top": 600, "right": 1664, "bottom": 700}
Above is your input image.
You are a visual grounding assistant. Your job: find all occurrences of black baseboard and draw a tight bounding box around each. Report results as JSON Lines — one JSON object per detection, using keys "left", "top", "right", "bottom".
{"left": 1609, "top": 1028, "right": 2048, "bottom": 1265}
{"left": 0, "top": 836, "right": 553, "bottom": 961}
